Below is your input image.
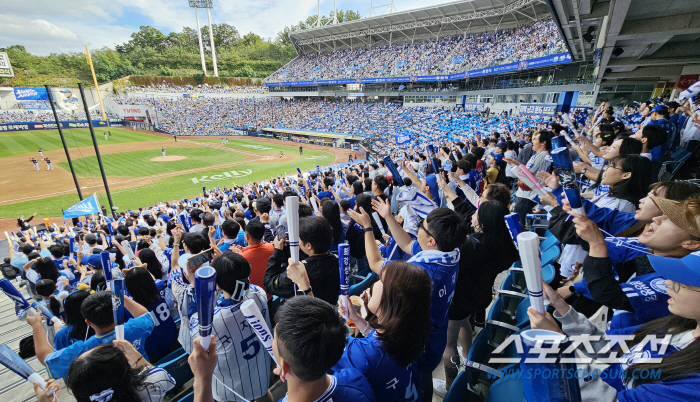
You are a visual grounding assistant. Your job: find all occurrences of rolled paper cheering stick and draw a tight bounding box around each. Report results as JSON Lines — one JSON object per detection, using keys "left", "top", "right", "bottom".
{"left": 511, "top": 166, "right": 548, "bottom": 199}
{"left": 241, "top": 299, "right": 277, "bottom": 364}
{"left": 372, "top": 212, "right": 387, "bottom": 237}
{"left": 101, "top": 250, "right": 113, "bottom": 286}
{"left": 426, "top": 145, "right": 440, "bottom": 174}
{"left": 202, "top": 186, "right": 207, "bottom": 197}
{"left": 178, "top": 214, "right": 190, "bottom": 232}
{"left": 69, "top": 236, "right": 75, "bottom": 259}
{"left": 504, "top": 213, "right": 523, "bottom": 250}
{"left": 296, "top": 167, "right": 302, "bottom": 176}
{"left": 550, "top": 147, "right": 586, "bottom": 216}
{"left": 30, "top": 301, "right": 62, "bottom": 329}
{"left": 383, "top": 156, "right": 405, "bottom": 186}
{"left": 317, "top": 164, "right": 320, "bottom": 174}
{"left": 286, "top": 196, "right": 300, "bottom": 263}
{"left": 3, "top": 232, "right": 8, "bottom": 241}
{"left": 558, "top": 130, "right": 575, "bottom": 146}
{"left": 107, "top": 222, "right": 114, "bottom": 237}
{"left": 111, "top": 279, "right": 126, "bottom": 340}
{"left": 195, "top": 266, "right": 217, "bottom": 351}
{"left": 0, "top": 344, "right": 51, "bottom": 394}
{"left": 338, "top": 243, "right": 350, "bottom": 319}
{"left": 309, "top": 196, "right": 319, "bottom": 213}
{"left": 517, "top": 232, "right": 544, "bottom": 314}
{"left": 0, "top": 278, "right": 34, "bottom": 315}
{"left": 560, "top": 113, "right": 581, "bottom": 137}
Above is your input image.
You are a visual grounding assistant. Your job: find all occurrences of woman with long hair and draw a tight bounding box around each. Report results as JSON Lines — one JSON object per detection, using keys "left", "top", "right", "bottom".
{"left": 135, "top": 248, "right": 164, "bottom": 280}
{"left": 65, "top": 341, "right": 175, "bottom": 402}
{"left": 335, "top": 261, "right": 432, "bottom": 402}
{"left": 433, "top": 199, "right": 521, "bottom": 395}
{"left": 124, "top": 267, "right": 177, "bottom": 362}
{"left": 53, "top": 290, "right": 93, "bottom": 350}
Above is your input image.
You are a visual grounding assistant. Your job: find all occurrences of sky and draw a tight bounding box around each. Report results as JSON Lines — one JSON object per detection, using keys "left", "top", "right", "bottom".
{"left": 0, "top": 0, "right": 455, "bottom": 55}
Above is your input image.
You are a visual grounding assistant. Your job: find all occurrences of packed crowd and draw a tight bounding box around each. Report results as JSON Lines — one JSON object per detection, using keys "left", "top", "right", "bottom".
{"left": 5, "top": 82, "right": 700, "bottom": 402}
{"left": 0, "top": 109, "right": 84, "bottom": 123}
{"left": 19, "top": 100, "right": 53, "bottom": 110}
{"left": 123, "top": 83, "right": 268, "bottom": 94}
{"left": 266, "top": 18, "right": 566, "bottom": 82}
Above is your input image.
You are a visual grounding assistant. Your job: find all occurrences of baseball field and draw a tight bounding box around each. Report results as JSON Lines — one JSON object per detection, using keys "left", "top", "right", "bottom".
{"left": 0, "top": 127, "right": 351, "bottom": 228}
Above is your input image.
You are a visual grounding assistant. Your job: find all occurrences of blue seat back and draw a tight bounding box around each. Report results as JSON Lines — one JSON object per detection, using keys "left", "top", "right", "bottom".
{"left": 178, "top": 392, "right": 194, "bottom": 402}
{"left": 542, "top": 264, "right": 556, "bottom": 285}
{"left": 539, "top": 236, "right": 559, "bottom": 252}
{"left": 157, "top": 350, "right": 193, "bottom": 393}
{"left": 515, "top": 298, "right": 531, "bottom": 327}
{"left": 486, "top": 375, "right": 525, "bottom": 402}
{"left": 541, "top": 245, "right": 561, "bottom": 266}
{"left": 349, "top": 272, "right": 378, "bottom": 296}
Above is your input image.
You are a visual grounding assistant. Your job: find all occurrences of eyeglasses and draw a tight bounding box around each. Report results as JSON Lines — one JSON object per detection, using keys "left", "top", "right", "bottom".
{"left": 670, "top": 280, "right": 700, "bottom": 294}
{"left": 418, "top": 218, "right": 435, "bottom": 239}
{"left": 602, "top": 165, "right": 624, "bottom": 172}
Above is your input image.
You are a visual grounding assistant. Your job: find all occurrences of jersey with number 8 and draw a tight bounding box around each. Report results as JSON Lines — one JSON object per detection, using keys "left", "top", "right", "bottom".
{"left": 186, "top": 284, "right": 272, "bottom": 402}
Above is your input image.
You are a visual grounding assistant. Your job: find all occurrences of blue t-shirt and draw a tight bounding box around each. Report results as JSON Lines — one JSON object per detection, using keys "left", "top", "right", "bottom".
{"left": 45, "top": 312, "right": 155, "bottom": 379}
{"left": 405, "top": 242, "right": 460, "bottom": 372}
{"left": 333, "top": 331, "right": 420, "bottom": 402}
{"left": 279, "top": 368, "right": 376, "bottom": 402}
{"left": 53, "top": 325, "right": 80, "bottom": 351}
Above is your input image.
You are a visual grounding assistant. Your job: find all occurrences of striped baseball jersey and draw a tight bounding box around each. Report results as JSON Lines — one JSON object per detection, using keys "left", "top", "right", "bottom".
{"left": 182, "top": 285, "right": 272, "bottom": 402}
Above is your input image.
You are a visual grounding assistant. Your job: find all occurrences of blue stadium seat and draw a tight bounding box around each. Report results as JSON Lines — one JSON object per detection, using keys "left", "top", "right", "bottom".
{"left": 541, "top": 245, "right": 561, "bottom": 266}
{"left": 444, "top": 370, "right": 482, "bottom": 402}
{"left": 177, "top": 391, "right": 194, "bottom": 402}
{"left": 539, "top": 235, "right": 560, "bottom": 252}
{"left": 486, "top": 374, "right": 525, "bottom": 402}
{"left": 349, "top": 272, "right": 378, "bottom": 296}
{"left": 155, "top": 347, "right": 185, "bottom": 366}
{"left": 157, "top": 349, "right": 193, "bottom": 394}
{"left": 542, "top": 264, "right": 556, "bottom": 285}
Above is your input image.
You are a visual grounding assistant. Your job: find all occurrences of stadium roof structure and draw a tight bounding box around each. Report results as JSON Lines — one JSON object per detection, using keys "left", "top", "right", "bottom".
{"left": 548, "top": 0, "right": 700, "bottom": 83}
{"left": 289, "top": 0, "right": 557, "bottom": 55}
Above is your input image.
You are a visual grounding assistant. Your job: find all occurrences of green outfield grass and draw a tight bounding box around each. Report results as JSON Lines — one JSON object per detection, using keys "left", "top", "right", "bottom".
{"left": 0, "top": 141, "right": 336, "bottom": 218}
{"left": 58, "top": 147, "right": 246, "bottom": 177}
{"left": 0, "top": 128, "right": 161, "bottom": 158}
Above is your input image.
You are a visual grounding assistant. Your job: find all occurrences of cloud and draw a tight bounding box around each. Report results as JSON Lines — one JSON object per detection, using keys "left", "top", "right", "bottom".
{"left": 2, "top": 0, "right": 459, "bottom": 55}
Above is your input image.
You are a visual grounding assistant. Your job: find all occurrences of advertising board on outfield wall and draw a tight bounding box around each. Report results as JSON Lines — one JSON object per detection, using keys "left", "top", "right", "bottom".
{"left": 264, "top": 53, "right": 573, "bottom": 87}
{"left": 0, "top": 120, "right": 108, "bottom": 132}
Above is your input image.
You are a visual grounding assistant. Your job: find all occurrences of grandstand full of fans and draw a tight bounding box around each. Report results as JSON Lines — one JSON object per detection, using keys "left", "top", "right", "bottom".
{"left": 0, "top": 109, "right": 102, "bottom": 124}
{"left": 122, "top": 83, "right": 268, "bottom": 94}
{"left": 266, "top": 18, "right": 566, "bottom": 82}
{"left": 7, "top": 79, "right": 700, "bottom": 402}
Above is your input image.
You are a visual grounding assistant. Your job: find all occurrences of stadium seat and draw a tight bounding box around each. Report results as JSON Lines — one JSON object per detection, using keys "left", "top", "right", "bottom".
{"left": 542, "top": 264, "right": 556, "bottom": 285}
{"left": 177, "top": 391, "right": 194, "bottom": 402}
{"left": 507, "top": 267, "right": 526, "bottom": 292}
{"left": 157, "top": 349, "right": 194, "bottom": 394}
{"left": 443, "top": 370, "right": 482, "bottom": 402}
{"left": 486, "top": 374, "right": 525, "bottom": 402}
{"left": 349, "top": 272, "right": 378, "bottom": 296}
{"left": 659, "top": 150, "right": 692, "bottom": 181}
{"left": 541, "top": 245, "right": 561, "bottom": 266}
{"left": 539, "top": 235, "right": 560, "bottom": 252}
{"left": 155, "top": 347, "right": 185, "bottom": 366}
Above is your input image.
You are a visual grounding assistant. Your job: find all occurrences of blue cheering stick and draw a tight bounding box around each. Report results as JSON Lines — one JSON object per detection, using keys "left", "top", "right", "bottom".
{"left": 30, "top": 301, "right": 62, "bottom": 328}
{"left": 550, "top": 147, "right": 586, "bottom": 216}
{"left": 504, "top": 213, "right": 523, "bottom": 250}
{"left": 551, "top": 135, "right": 566, "bottom": 149}
{"left": 202, "top": 186, "right": 207, "bottom": 197}
{"left": 316, "top": 164, "right": 320, "bottom": 174}
{"left": 0, "top": 278, "right": 32, "bottom": 314}
{"left": 0, "top": 344, "right": 52, "bottom": 395}
{"left": 101, "top": 250, "right": 113, "bottom": 288}
{"left": 111, "top": 279, "right": 126, "bottom": 340}
{"left": 426, "top": 145, "right": 440, "bottom": 174}
{"left": 296, "top": 167, "right": 302, "bottom": 176}
{"left": 338, "top": 243, "right": 350, "bottom": 319}
{"left": 195, "top": 266, "right": 217, "bottom": 350}
{"left": 69, "top": 236, "right": 75, "bottom": 260}
{"left": 383, "top": 156, "right": 405, "bottom": 186}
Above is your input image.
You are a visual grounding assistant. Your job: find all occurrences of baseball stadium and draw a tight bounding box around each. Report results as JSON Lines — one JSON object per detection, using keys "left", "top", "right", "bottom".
{"left": 0, "top": 0, "right": 700, "bottom": 401}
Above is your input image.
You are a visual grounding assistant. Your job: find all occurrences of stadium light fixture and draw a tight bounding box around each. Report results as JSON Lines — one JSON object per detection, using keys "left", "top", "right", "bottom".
{"left": 188, "top": 0, "right": 218, "bottom": 77}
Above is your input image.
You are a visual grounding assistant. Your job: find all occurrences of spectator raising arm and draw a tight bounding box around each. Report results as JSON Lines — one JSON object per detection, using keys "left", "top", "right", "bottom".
{"left": 346, "top": 207, "right": 384, "bottom": 275}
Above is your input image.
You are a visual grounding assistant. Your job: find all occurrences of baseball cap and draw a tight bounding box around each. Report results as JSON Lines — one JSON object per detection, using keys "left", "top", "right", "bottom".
{"left": 649, "top": 250, "right": 700, "bottom": 287}
{"left": 255, "top": 197, "right": 272, "bottom": 213}
{"left": 60, "top": 89, "right": 71, "bottom": 93}
{"left": 651, "top": 105, "right": 669, "bottom": 114}
{"left": 650, "top": 196, "right": 700, "bottom": 238}
{"left": 84, "top": 233, "right": 98, "bottom": 244}
{"left": 490, "top": 152, "right": 504, "bottom": 164}
{"left": 85, "top": 254, "right": 103, "bottom": 269}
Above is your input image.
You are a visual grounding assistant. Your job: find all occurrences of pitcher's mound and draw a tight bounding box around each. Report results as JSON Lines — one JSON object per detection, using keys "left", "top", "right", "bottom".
{"left": 151, "top": 155, "right": 186, "bottom": 162}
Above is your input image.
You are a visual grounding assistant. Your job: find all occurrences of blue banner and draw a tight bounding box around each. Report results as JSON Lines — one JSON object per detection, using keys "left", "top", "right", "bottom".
{"left": 394, "top": 134, "right": 412, "bottom": 145}
{"left": 463, "top": 103, "right": 486, "bottom": 112}
{"left": 518, "top": 103, "right": 558, "bottom": 116}
{"left": 13, "top": 88, "right": 49, "bottom": 100}
{"left": 63, "top": 195, "right": 101, "bottom": 219}
{"left": 264, "top": 53, "right": 572, "bottom": 87}
{"left": 0, "top": 120, "right": 107, "bottom": 132}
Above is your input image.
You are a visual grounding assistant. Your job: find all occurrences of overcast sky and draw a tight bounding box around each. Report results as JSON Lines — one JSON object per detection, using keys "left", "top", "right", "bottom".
{"left": 0, "top": 0, "right": 454, "bottom": 55}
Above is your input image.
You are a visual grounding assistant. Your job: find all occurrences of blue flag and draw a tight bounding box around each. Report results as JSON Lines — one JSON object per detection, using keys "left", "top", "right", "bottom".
{"left": 394, "top": 134, "right": 412, "bottom": 145}
{"left": 63, "top": 195, "right": 100, "bottom": 219}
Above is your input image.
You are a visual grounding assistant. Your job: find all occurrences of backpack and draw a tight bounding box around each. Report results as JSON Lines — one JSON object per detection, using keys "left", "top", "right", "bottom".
{"left": 18, "top": 335, "right": 35, "bottom": 359}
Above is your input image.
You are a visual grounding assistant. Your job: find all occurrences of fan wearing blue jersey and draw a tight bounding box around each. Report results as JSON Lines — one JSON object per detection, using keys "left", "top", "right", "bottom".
{"left": 28, "top": 290, "right": 156, "bottom": 379}
{"left": 274, "top": 297, "right": 376, "bottom": 402}
{"left": 349, "top": 198, "right": 466, "bottom": 402}
{"left": 335, "top": 261, "right": 431, "bottom": 402}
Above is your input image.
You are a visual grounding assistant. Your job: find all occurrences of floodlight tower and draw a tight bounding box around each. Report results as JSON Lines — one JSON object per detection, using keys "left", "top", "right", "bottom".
{"left": 188, "top": 0, "right": 219, "bottom": 77}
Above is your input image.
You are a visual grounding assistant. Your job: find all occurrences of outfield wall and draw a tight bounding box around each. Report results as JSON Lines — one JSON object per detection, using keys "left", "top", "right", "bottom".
{"left": 0, "top": 120, "right": 109, "bottom": 132}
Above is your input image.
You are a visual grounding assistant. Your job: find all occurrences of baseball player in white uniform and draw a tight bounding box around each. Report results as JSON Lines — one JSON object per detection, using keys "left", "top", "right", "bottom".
{"left": 176, "top": 252, "right": 272, "bottom": 402}
{"left": 38, "top": 148, "right": 44, "bottom": 158}
{"left": 162, "top": 147, "right": 166, "bottom": 158}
